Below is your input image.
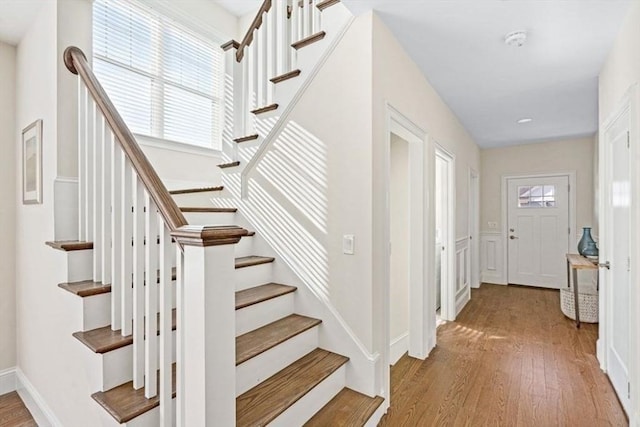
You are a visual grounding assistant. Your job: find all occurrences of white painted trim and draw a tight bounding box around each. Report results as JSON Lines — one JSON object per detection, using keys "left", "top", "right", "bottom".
{"left": 435, "top": 145, "right": 456, "bottom": 322}
{"left": 240, "top": 15, "right": 356, "bottom": 196}
{"left": 0, "top": 367, "right": 17, "bottom": 395}
{"left": 598, "top": 83, "right": 640, "bottom": 420}
{"left": 382, "top": 103, "right": 433, "bottom": 409}
{"left": 389, "top": 333, "right": 409, "bottom": 366}
{"left": 500, "top": 171, "right": 577, "bottom": 285}
{"left": 135, "top": 133, "right": 223, "bottom": 158}
{"left": 15, "top": 368, "right": 63, "bottom": 427}
{"left": 468, "top": 168, "right": 481, "bottom": 288}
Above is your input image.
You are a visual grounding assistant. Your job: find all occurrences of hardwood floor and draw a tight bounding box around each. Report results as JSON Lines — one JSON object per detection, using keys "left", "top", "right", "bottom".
{"left": 380, "top": 284, "right": 627, "bottom": 427}
{"left": 0, "top": 391, "right": 37, "bottom": 427}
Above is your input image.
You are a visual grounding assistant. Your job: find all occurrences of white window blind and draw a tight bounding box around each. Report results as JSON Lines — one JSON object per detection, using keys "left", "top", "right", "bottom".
{"left": 93, "top": 0, "right": 223, "bottom": 150}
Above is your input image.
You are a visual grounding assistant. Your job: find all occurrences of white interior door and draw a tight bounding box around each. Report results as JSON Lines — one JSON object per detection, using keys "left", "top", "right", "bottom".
{"left": 435, "top": 157, "right": 445, "bottom": 310}
{"left": 507, "top": 176, "right": 569, "bottom": 288}
{"left": 603, "top": 109, "right": 631, "bottom": 412}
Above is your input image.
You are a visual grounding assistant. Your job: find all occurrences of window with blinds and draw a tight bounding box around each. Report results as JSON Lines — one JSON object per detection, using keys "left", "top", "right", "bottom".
{"left": 93, "top": 0, "right": 223, "bottom": 150}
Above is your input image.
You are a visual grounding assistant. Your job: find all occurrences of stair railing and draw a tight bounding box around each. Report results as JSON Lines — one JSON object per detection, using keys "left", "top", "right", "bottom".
{"left": 224, "top": 0, "right": 324, "bottom": 143}
{"left": 64, "top": 46, "right": 246, "bottom": 426}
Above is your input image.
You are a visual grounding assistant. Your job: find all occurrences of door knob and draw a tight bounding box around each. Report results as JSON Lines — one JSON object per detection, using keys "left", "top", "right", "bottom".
{"left": 598, "top": 261, "right": 610, "bottom": 270}
{"left": 510, "top": 235, "right": 518, "bottom": 240}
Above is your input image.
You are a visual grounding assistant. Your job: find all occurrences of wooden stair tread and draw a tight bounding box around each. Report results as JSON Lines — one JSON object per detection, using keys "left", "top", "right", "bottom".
{"left": 234, "top": 134, "right": 259, "bottom": 143}
{"left": 179, "top": 207, "right": 237, "bottom": 213}
{"left": 236, "top": 283, "right": 297, "bottom": 310}
{"left": 236, "top": 348, "right": 349, "bottom": 426}
{"left": 317, "top": 0, "right": 340, "bottom": 11}
{"left": 245, "top": 231, "right": 256, "bottom": 237}
{"left": 270, "top": 69, "right": 301, "bottom": 84}
{"left": 218, "top": 161, "right": 240, "bottom": 169}
{"left": 236, "top": 314, "right": 321, "bottom": 365}
{"left": 235, "top": 255, "right": 275, "bottom": 269}
{"left": 45, "top": 240, "right": 93, "bottom": 251}
{"left": 73, "top": 309, "right": 176, "bottom": 354}
{"left": 58, "top": 281, "right": 111, "bottom": 297}
{"left": 292, "top": 31, "right": 326, "bottom": 50}
{"left": 304, "top": 388, "right": 384, "bottom": 426}
{"left": 92, "top": 363, "right": 176, "bottom": 423}
{"left": 168, "top": 186, "right": 223, "bottom": 195}
{"left": 251, "top": 103, "right": 279, "bottom": 115}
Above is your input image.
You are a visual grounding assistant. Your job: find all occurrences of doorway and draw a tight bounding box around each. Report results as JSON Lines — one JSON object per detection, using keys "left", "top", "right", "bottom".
{"left": 435, "top": 146, "right": 455, "bottom": 321}
{"left": 599, "top": 86, "right": 638, "bottom": 413}
{"left": 505, "top": 174, "right": 572, "bottom": 288}
{"left": 389, "top": 133, "right": 410, "bottom": 364}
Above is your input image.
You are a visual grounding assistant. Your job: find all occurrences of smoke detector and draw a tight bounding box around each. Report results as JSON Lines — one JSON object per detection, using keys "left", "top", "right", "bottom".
{"left": 505, "top": 31, "right": 527, "bottom": 47}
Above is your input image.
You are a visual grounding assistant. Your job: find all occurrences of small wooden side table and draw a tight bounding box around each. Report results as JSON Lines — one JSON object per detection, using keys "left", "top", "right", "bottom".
{"left": 566, "top": 253, "right": 598, "bottom": 328}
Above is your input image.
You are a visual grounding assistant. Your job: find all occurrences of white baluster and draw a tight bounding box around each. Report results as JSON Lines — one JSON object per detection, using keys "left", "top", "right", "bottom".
{"left": 78, "top": 80, "right": 87, "bottom": 241}
{"left": 312, "top": 0, "right": 320, "bottom": 34}
{"left": 121, "top": 160, "right": 134, "bottom": 336}
{"left": 132, "top": 178, "right": 145, "bottom": 389}
{"left": 260, "top": 14, "right": 269, "bottom": 105}
{"left": 86, "top": 99, "right": 95, "bottom": 242}
{"left": 92, "top": 104, "right": 103, "bottom": 283}
{"left": 276, "top": 0, "right": 289, "bottom": 75}
{"left": 175, "top": 248, "right": 185, "bottom": 427}
{"left": 144, "top": 195, "right": 159, "bottom": 398}
{"left": 255, "top": 30, "right": 264, "bottom": 107}
{"left": 242, "top": 54, "right": 251, "bottom": 136}
{"left": 268, "top": 2, "right": 277, "bottom": 88}
{"left": 303, "top": 0, "right": 310, "bottom": 38}
{"left": 159, "top": 222, "right": 173, "bottom": 427}
{"left": 101, "top": 118, "right": 112, "bottom": 286}
{"left": 111, "top": 142, "right": 123, "bottom": 331}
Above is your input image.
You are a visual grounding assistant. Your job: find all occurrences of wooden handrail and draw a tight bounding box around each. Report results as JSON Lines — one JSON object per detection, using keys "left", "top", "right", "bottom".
{"left": 64, "top": 46, "right": 188, "bottom": 233}
{"left": 236, "top": 0, "right": 272, "bottom": 62}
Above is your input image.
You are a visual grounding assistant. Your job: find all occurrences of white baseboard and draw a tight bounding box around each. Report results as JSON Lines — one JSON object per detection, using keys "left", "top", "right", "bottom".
{"left": 481, "top": 271, "right": 507, "bottom": 285}
{"left": 389, "top": 333, "right": 409, "bottom": 366}
{"left": 15, "top": 368, "right": 63, "bottom": 427}
{"left": 0, "top": 367, "right": 17, "bottom": 395}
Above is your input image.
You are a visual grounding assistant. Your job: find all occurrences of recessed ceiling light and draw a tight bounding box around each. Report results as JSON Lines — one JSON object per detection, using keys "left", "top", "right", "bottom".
{"left": 505, "top": 31, "right": 527, "bottom": 47}
{"left": 517, "top": 118, "right": 533, "bottom": 124}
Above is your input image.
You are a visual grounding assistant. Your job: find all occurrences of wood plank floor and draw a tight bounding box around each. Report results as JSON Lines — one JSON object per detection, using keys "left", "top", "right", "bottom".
{"left": 379, "top": 284, "right": 627, "bottom": 427}
{"left": 0, "top": 391, "right": 37, "bottom": 427}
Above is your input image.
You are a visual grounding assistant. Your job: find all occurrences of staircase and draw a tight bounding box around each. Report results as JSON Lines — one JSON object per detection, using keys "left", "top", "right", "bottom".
{"left": 51, "top": 0, "right": 384, "bottom": 426}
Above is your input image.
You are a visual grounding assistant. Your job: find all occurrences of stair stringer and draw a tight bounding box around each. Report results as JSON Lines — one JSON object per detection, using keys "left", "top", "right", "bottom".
{"left": 208, "top": 198, "right": 381, "bottom": 399}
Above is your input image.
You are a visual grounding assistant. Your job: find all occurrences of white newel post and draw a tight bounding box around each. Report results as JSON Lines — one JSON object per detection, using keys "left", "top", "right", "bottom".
{"left": 172, "top": 226, "right": 248, "bottom": 427}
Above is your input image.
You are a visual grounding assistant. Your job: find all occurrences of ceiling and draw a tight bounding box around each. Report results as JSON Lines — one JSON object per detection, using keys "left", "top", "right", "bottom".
{"left": 0, "top": 0, "right": 43, "bottom": 45}
{"left": 344, "top": 0, "right": 632, "bottom": 147}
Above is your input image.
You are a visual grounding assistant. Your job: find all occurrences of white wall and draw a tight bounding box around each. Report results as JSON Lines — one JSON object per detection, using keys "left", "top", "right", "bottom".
{"left": 389, "top": 133, "right": 409, "bottom": 362}
{"left": 480, "top": 135, "right": 596, "bottom": 233}
{"left": 0, "top": 41, "right": 17, "bottom": 372}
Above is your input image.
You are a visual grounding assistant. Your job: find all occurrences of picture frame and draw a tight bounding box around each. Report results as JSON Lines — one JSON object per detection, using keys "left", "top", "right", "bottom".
{"left": 22, "top": 119, "right": 43, "bottom": 204}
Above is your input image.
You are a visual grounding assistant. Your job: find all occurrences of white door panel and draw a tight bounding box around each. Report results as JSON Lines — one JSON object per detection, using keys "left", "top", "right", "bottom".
{"left": 604, "top": 109, "right": 631, "bottom": 412}
{"left": 507, "top": 176, "right": 569, "bottom": 288}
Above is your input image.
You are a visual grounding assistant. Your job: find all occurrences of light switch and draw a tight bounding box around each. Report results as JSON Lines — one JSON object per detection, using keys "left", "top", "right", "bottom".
{"left": 343, "top": 234, "right": 355, "bottom": 255}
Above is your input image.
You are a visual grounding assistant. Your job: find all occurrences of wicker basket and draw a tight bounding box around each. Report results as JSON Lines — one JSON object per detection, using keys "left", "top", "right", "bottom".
{"left": 560, "top": 284, "right": 599, "bottom": 323}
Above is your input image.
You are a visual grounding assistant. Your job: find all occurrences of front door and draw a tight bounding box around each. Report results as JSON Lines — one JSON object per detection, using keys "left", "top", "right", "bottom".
{"left": 603, "top": 108, "right": 631, "bottom": 412}
{"left": 507, "top": 176, "right": 570, "bottom": 288}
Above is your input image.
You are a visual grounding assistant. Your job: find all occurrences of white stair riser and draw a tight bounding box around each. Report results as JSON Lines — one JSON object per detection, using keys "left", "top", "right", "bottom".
{"left": 236, "top": 327, "right": 318, "bottom": 397}
{"left": 182, "top": 211, "right": 236, "bottom": 225}
{"left": 268, "top": 364, "right": 346, "bottom": 427}
{"left": 82, "top": 330, "right": 178, "bottom": 392}
{"left": 67, "top": 250, "right": 94, "bottom": 282}
{"left": 76, "top": 283, "right": 177, "bottom": 332}
{"left": 171, "top": 192, "right": 220, "bottom": 207}
{"left": 234, "top": 236, "right": 255, "bottom": 258}
{"left": 236, "top": 293, "right": 295, "bottom": 336}
{"left": 235, "top": 263, "right": 274, "bottom": 291}
{"left": 82, "top": 293, "right": 112, "bottom": 331}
